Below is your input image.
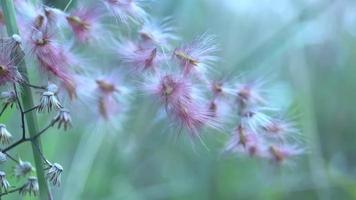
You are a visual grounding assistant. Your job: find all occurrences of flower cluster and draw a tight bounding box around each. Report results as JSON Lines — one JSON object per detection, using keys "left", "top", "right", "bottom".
{"left": 0, "top": 0, "right": 304, "bottom": 198}
{"left": 224, "top": 81, "right": 303, "bottom": 164}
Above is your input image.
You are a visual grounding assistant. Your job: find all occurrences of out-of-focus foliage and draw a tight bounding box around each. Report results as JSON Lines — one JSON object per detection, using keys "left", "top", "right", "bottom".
{"left": 3, "top": 0, "right": 356, "bottom": 199}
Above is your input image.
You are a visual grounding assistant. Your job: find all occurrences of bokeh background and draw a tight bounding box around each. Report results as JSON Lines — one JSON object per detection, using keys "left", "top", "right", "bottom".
{"left": 2, "top": 0, "right": 356, "bottom": 199}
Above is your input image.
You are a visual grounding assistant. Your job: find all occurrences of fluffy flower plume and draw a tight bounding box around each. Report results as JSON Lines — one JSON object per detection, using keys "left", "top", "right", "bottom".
{"left": 222, "top": 77, "right": 304, "bottom": 164}
{"left": 67, "top": 6, "right": 103, "bottom": 43}
{"left": 225, "top": 125, "right": 264, "bottom": 157}
{"left": 95, "top": 77, "right": 121, "bottom": 120}
{"left": 0, "top": 37, "right": 24, "bottom": 85}
{"left": 145, "top": 74, "right": 217, "bottom": 136}
{"left": 117, "top": 40, "right": 162, "bottom": 72}
{"left": 268, "top": 145, "right": 304, "bottom": 164}
{"left": 139, "top": 18, "right": 178, "bottom": 48}
{"left": 103, "top": 0, "right": 147, "bottom": 23}
{"left": 146, "top": 74, "right": 191, "bottom": 108}
{"left": 173, "top": 34, "right": 218, "bottom": 77}
{"left": 235, "top": 80, "right": 266, "bottom": 109}
{"left": 29, "top": 28, "right": 77, "bottom": 99}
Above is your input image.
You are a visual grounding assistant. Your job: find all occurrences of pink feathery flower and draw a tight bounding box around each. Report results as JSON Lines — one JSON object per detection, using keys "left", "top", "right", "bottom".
{"left": 207, "top": 98, "right": 231, "bottom": 121}
{"left": 0, "top": 37, "right": 24, "bottom": 85}
{"left": 146, "top": 74, "right": 191, "bottom": 108}
{"left": 103, "top": 0, "right": 147, "bottom": 23}
{"left": 146, "top": 74, "right": 216, "bottom": 136}
{"left": 44, "top": 6, "right": 67, "bottom": 29}
{"left": 225, "top": 125, "right": 264, "bottom": 157}
{"left": 170, "top": 101, "right": 217, "bottom": 137}
{"left": 66, "top": 6, "right": 103, "bottom": 43}
{"left": 117, "top": 40, "right": 162, "bottom": 72}
{"left": 235, "top": 80, "right": 266, "bottom": 108}
{"left": 139, "top": 18, "right": 178, "bottom": 48}
{"left": 210, "top": 80, "right": 234, "bottom": 99}
{"left": 262, "top": 118, "right": 299, "bottom": 139}
{"left": 29, "top": 28, "right": 77, "bottom": 99}
{"left": 96, "top": 78, "right": 120, "bottom": 120}
{"left": 207, "top": 80, "right": 233, "bottom": 119}
{"left": 268, "top": 145, "right": 304, "bottom": 164}
{"left": 173, "top": 34, "right": 218, "bottom": 77}
{"left": 93, "top": 72, "right": 131, "bottom": 121}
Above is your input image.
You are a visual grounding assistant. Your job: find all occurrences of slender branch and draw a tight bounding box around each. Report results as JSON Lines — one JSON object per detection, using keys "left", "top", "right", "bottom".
{"left": 31, "top": 121, "right": 55, "bottom": 141}
{"left": 24, "top": 105, "right": 39, "bottom": 114}
{"left": 0, "top": 187, "right": 21, "bottom": 197}
{"left": 22, "top": 82, "right": 46, "bottom": 90}
{"left": 1, "top": 119, "right": 55, "bottom": 153}
{"left": 0, "top": 104, "right": 8, "bottom": 117}
{"left": 1, "top": 138, "right": 28, "bottom": 153}
{"left": 13, "top": 84, "right": 26, "bottom": 139}
{"left": 3, "top": 152, "right": 19, "bottom": 164}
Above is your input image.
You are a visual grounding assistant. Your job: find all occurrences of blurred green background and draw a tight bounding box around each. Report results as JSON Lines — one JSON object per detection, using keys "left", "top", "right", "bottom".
{"left": 2, "top": 0, "right": 356, "bottom": 199}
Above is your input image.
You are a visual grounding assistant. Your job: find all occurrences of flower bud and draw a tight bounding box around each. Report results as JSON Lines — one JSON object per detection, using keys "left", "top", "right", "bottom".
{"left": 15, "top": 159, "right": 34, "bottom": 178}
{"left": 0, "top": 152, "right": 7, "bottom": 164}
{"left": 38, "top": 91, "right": 62, "bottom": 112}
{"left": 12, "top": 34, "right": 21, "bottom": 44}
{"left": 19, "top": 176, "right": 39, "bottom": 196}
{"left": 0, "top": 91, "right": 16, "bottom": 108}
{"left": 0, "top": 171, "right": 10, "bottom": 192}
{"left": 53, "top": 109, "right": 72, "bottom": 130}
{"left": 47, "top": 83, "right": 59, "bottom": 94}
{"left": 0, "top": 124, "right": 12, "bottom": 145}
{"left": 46, "top": 163, "right": 63, "bottom": 186}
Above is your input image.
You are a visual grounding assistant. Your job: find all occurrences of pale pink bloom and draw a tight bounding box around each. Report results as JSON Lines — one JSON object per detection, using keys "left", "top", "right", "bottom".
{"left": 170, "top": 101, "right": 216, "bottom": 137}
{"left": 209, "top": 80, "right": 234, "bottom": 99}
{"left": 240, "top": 106, "right": 273, "bottom": 132}
{"left": 262, "top": 118, "right": 299, "bottom": 139}
{"left": 139, "top": 18, "right": 178, "bottom": 48}
{"left": 145, "top": 74, "right": 192, "bottom": 109}
{"left": 145, "top": 74, "right": 217, "bottom": 136}
{"left": 117, "top": 40, "right": 162, "bottom": 72}
{"left": 103, "top": 0, "right": 147, "bottom": 23}
{"left": 67, "top": 6, "right": 103, "bottom": 43}
{"left": 235, "top": 80, "right": 266, "bottom": 108}
{"left": 207, "top": 98, "right": 231, "bottom": 122}
{"left": 72, "top": 73, "right": 121, "bottom": 121}
{"left": 225, "top": 125, "right": 265, "bottom": 157}
{"left": 173, "top": 34, "right": 218, "bottom": 77}
{"left": 15, "top": 2, "right": 51, "bottom": 32}
{"left": 0, "top": 37, "right": 23, "bottom": 85}
{"left": 84, "top": 72, "right": 131, "bottom": 121}
{"left": 207, "top": 80, "right": 233, "bottom": 119}
{"left": 29, "top": 28, "right": 77, "bottom": 99}
{"left": 268, "top": 145, "right": 304, "bottom": 164}
{"left": 44, "top": 6, "right": 67, "bottom": 29}
{"left": 96, "top": 79, "right": 120, "bottom": 120}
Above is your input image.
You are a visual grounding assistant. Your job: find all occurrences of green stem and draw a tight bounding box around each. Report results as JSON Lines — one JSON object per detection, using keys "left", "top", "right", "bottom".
{"left": 1, "top": 0, "right": 52, "bottom": 200}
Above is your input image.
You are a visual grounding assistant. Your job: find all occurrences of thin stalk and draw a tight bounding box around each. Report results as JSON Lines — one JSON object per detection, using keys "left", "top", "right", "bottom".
{"left": 1, "top": 0, "right": 52, "bottom": 200}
